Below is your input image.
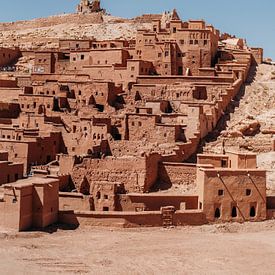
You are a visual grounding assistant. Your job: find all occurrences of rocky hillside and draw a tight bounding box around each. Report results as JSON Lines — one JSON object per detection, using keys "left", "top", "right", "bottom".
{"left": 205, "top": 64, "right": 275, "bottom": 153}
{"left": 0, "top": 13, "right": 151, "bottom": 50}
{"left": 204, "top": 63, "right": 275, "bottom": 193}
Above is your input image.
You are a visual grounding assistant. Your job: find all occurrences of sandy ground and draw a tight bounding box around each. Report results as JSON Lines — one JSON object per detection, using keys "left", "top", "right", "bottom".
{"left": 1, "top": 221, "right": 275, "bottom": 274}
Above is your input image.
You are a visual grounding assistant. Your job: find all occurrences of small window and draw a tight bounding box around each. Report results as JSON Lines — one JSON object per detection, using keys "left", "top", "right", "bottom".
{"left": 81, "top": 54, "right": 85, "bottom": 60}
{"left": 218, "top": 189, "right": 224, "bottom": 196}
{"left": 246, "top": 189, "right": 252, "bottom": 196}
{"left": 165, "top": 51, "right": 169, "bottom": 57}
{"left": 221, "top": 159, "right": 227, "bottom": 168}
{"left": 103, "top": 207, "right": 109, "bottom": 211}
{"left": 131, "top": 66, "right": 135, "bottom": 71}
{"left": 173, "top": 27, "right": 177, "bottom": 33}
{"left": 104, "top": 195, "right": 109, "bottom": 199}
{"left": 138, "top": 121, "right": 142, "bottom": 127}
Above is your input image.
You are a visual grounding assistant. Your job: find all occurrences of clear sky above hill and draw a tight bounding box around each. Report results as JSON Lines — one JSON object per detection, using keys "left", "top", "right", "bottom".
{"left": 0, "top": 0, "right": 274, "bottom": 59}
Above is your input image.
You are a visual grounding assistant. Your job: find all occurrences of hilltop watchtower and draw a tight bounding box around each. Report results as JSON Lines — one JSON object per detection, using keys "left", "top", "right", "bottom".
{"left": 77, "top": 0, "right": 104, "bottom": 14}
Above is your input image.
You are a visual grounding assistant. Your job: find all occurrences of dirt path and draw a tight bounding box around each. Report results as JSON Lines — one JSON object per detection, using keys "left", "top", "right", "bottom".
{"left": 1, "top": 221, "right": 275, "bottom": 274}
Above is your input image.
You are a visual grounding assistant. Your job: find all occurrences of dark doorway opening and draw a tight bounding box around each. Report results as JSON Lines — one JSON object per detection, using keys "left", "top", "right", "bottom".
{"left": 215, "top": 207, "right": 221, "bottom": 219}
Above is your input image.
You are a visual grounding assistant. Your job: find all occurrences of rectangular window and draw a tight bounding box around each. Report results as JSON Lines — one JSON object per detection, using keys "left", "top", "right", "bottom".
{"left": 221, "top": 159, "right": 227, "bottom": 168}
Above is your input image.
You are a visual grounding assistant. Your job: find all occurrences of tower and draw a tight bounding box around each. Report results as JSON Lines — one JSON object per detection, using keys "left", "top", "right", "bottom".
{"left": 77, "top": 0, "right": 102, "bottom": 14}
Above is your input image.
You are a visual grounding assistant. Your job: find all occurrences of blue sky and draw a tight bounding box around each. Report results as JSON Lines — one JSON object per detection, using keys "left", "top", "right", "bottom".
{"left": 0, "top": 0, "right": 274, "bottom": 59}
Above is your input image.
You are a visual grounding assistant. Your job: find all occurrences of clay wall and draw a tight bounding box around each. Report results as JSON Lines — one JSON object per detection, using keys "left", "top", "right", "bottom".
{"left": 137, "top": 75, "right": 234, "bottom": 85}
{"left": 59, "top": 192, "right": 91, "bottom": 211}
{"left": 197, "top": 154, "right": 230, "bottom": 168}
{"left": 59, "top": 39, "right": 92, "bottom": 51}
{"left": 58, "top": 209, "right": 206, "bottom": 227}
{"left": 250, "top": 48, "right": 263, "bottom": 64}
{"left": 0, "top": 47, "right": 20, "bottom": 67}
{"left": 0, "top": 132, "right": 61, "bottom": 174}
{"left": 0, "top": 102, "right": 20, "bottom": 117}
{"left": 118, "top": 194, "right": 198, "bottom": 211}
{"left": 0, "top": 184, "right": 33, "bottom": 231}
{"left": 71, "top": 154, "right": 160, "bottom": 193}
{"left": 198, "top": 168, "right": 266, "bottom": 222}
{"left": 126, "top": 114, "right": 185, "bottom": 143}
{"left": 19, "top": 94, "right": 68, "bottom": 115}
{"left": 0, "top": 178, "right": 59, "bottom": 231}
{"left": 0, "top": 79, "right": 18, "bottom": 88}
{"left": 0, "top": 161, "right": 24, "bottom": 185}
{"left": 33, "top": 52, "right": 55, "bottom": 74}
{"left": 32, "top": 179, "right": 59, "bottom": 228}
{"left": 157, "top": 162, "right": 197, "bottom": 189}
{"left": 0, "top": 88, "right": 22, "bottom": 103}
{"left": 226, "top": 151, "right": 257, "bottom": 169}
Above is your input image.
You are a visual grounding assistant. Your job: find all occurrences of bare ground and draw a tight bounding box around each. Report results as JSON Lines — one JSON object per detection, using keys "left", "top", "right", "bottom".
{"left": 1, "top": 221, "right": 275, "bottom": 274}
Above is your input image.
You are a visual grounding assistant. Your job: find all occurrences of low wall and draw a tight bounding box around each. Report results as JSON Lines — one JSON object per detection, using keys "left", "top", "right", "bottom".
{"left": 58, "top": 210, "right": 206, "bottom": 228}
{"left": 118, "top": 194, "right": 198, "bottom": 211}
{"left": 59, "top": 192, "right": 90, "bottom": 211}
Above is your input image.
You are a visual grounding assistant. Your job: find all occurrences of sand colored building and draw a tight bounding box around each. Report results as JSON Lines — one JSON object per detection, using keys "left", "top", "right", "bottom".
{"left": 0, "top": 3, "right": 271, "bottom": 230}
{"left": 197, "top": 152, "right": 266, "bottom": 222}
{"left": 0, "top": 177, "right": 59, "bottom": 231}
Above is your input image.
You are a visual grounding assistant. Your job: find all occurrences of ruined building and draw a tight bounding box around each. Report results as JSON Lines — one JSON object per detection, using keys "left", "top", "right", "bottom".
{"left": 0, "top": 2, "right": 274, "bottom": 231}
{"left": 77, "top": 0, "right": 103, "bottom": 14}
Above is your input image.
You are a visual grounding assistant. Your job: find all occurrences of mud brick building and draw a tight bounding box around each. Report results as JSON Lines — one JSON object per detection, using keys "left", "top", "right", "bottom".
{"left": 0, "top": 2, "right": 273, "bottom": 231}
